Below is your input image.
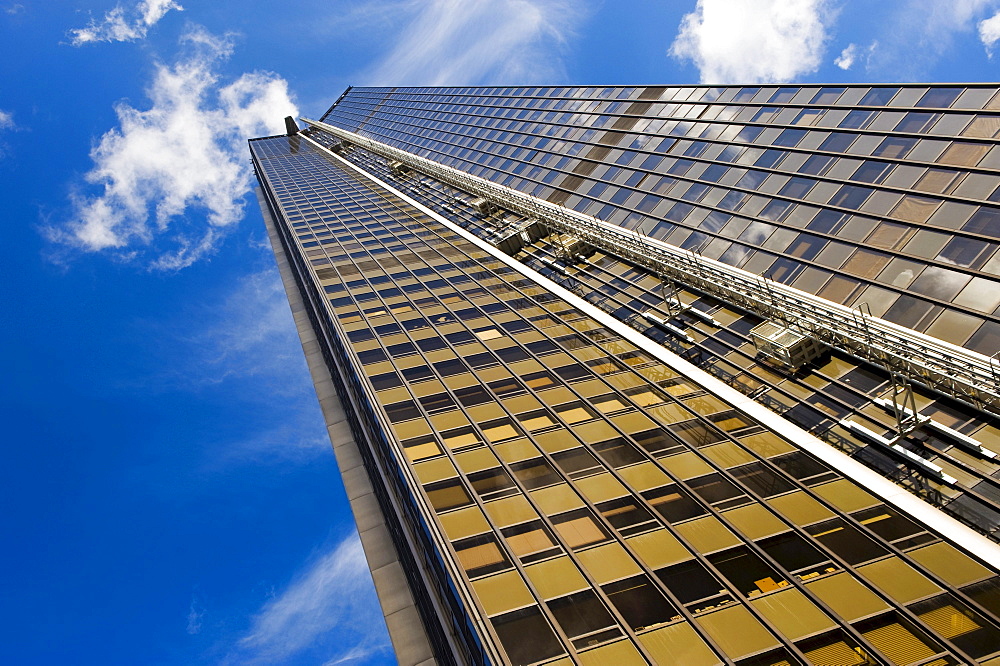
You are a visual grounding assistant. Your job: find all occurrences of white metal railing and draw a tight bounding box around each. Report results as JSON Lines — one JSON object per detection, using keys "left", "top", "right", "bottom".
{"left": 302, "top": 118, "right": 1000, "bottom": 414}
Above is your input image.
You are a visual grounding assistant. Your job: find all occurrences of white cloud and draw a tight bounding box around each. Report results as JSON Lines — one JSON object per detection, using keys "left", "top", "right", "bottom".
{"left": 980, "top": 11, "right": 1000, "bottom": 54}
{"left": 229, "top": 533, "right": 390, "bottom": 665}
{"left": 48, "top": 26, "right": 297, "bottom": 270}
{"left": 69, "top": 0, "right": 182, "bottom": 45}
{"left": 363, "top": 0, "right": 584, "bottom": 85}
{"left": 670, "top": 0, "right": 834, "bottom": 84}
{"left": 834, "top": 43, "right": 857, "bottom": 69}
{"left": 0, "top": 109, "right": 14, "bottom": 129}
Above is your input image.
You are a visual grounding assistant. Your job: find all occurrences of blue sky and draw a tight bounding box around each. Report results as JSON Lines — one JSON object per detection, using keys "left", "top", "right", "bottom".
{"left": 3, "top": 1, "right": 1000, "bottom": 664}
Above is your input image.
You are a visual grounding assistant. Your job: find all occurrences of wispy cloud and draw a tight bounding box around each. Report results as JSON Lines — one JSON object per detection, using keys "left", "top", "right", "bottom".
{"left": 186, "top": 596, "right": 205, "bottom": 635}
{"left": 670, "top": 0, "right": 834, "bottom": 84}
{"left": 4, "top": 3, "right": 23, "bottom": 15}
{"left": 0, "top": 109, "right": 14, "bottom": 129}
{"left": 143, "top": 265, "right": 330, "bottom": 465}
{"left": 185, "top": 268, "right": 305, "bottom": 387}
{"left": 362, "top": 0, "right": 585, "bottom": 85}
{"left": 228, "top": 532, "right": 391, "bottom": 665}
{"left": 47, "top": 26, "right": 297, "bottom": 270}
{"left": 69, "top": 0, "right": 182, "bottom": 45}
{"left": 863, "top": 0, "right": 999, "bottom": 77}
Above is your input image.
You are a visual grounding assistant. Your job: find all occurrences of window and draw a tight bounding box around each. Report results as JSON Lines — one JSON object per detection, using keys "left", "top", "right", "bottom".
{"left": 503, "top": 520, "right": 561, "bottom": 563}
{"left": 597, "top": 497, "right": 659, "bottom": 536}
{"left": 548, "top": 590, "right": 622, "bottom": 649}
{"left": 454, "top": 533, "right": 511, "bottom": 577}
{"left": 603, "top": 576, "right": 678, "bottom": 631}
{"left": 643, "top": 484, "right": 707, "bottom": 523}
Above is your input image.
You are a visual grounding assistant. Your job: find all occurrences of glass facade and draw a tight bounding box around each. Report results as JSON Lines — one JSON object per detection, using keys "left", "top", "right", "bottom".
{"left": 250, "top": 84, "right": 1000, "bottom": 666}
{"left": 321, "top": 85, "right": 1000, "bottom": 354}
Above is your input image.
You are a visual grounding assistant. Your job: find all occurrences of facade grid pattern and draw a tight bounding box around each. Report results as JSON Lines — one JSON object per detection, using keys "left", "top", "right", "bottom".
{"left": 251, "top": 108, "right": 1000, "bottom": 665}
{"left": 321, "top": 85, "right": 1000, "bottom": 356}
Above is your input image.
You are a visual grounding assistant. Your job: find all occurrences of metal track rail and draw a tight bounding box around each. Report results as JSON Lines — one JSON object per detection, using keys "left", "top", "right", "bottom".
{"left": 302, "top": 118, "right": 1000, "bottom": 415}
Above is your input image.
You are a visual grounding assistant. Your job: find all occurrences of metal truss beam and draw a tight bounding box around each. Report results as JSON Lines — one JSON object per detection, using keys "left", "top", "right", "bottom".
{"left": 302, "top": 118, "right": 1000, "bottom": 415}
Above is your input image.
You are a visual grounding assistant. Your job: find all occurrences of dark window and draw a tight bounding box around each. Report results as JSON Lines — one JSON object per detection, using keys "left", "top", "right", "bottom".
{"left": 769, "top": 87, "right": 797, "bottom": 103}
{"left": 895, "top": 112, "right": 939, "bottom": 133}
{"left": 839, "top": 110, "right": 874, "bottom": 129}
{"left": 492, "top": 607, "right": 565, "bottom": 666}
{"left": 553, "top": 364, "right": 590, "bottom": 381}
{"left": 402, "top": 364, "right": 434, "bottom": 383}
{"left": 851, "top": 160, "right": 892, "bottom": 183}
{"left": 819, "top": 132, "right": 856, "bottom": 152}
{"left": 369, "top": 371, "right": 403, "bottom": 391}
{"left": 357, "top": 348, "right": 388, "bottom": 365}
{"left": 416, "top": 336, "right": 447, "bottom": 352}
{"left": 964, "top": 207, "right": 1000, "bottom": 235}
{"left": 656, "top": 560, "right": 729, "bottom": 608}
{"left": 807, "top": 209, "right": 846, "bottom": 234}
{"left": 773, "top": 128, "right": 806, "bottom": 147}
{"left": 510, "top": 459, "right": 562, "bottom": 490}
{"left": 347, "top": 328, "right": 375, "bottom": 343}
{"left": 496, "top": 346, "right": 531, "bottom": 363}
{"left": 771, "top": 451, "right": 833, "bottom": 482}
{"left": 806, "top": 518, "right": 888, "bottom": 564}
{"left": 419, "top": 392, "right": 456, "bottom": 413}
{"left": 872, "top": 136, "right": 917, "bottom": 158}
{"left": 469, "top": 468, "right": 519, "bottom": 499}
{"left": 642, "top": 484, "right": 706, "bottom": 523}
{"left": 433, "top": 358, "right": 468, "bottom": 376}
{"left": 829, "top": 184, "right": 873, "bottom": 209}
{"left": 548, "top": 591, "right": 622, "bottom": 649}
{"left": 851, "top": 506, "right": 924, "bottom": 543}
{"left": 598, "top": 497, "right": 659, "bottom": 536}
{"left": 759, "top": 532, "right": 830, "bottom": 576}
{"left": 709, "top": 547, "right": 783, "bottom": 596}
{"left": 593, "top": 438, "right": 646, "bottom": 467}
{"left": 859, "top": 87, "right": 898, "bottom": 106}
{"left": 603, "top": 576, "right": 677, "bottom": 631}
{"left": 636, "top": 194, "right": 663, "bottom": 213}
{"left": 385, "top": 400, "right": 420, "bottom": 422}
{"left": 915, "top": 87, "right": 962, "bottom": 108}
{"left": 779, "top": 176, "right": 815, "bottom": 198}
{"left": 811, "top": 87, "right": 845, "bottom": 104}
{"left": 755, "top": 149, "right": 785, "bottom": 168}
{"left": 800, "top": 154, "right": 834, "bottom": 175}
{"left": 387, "top": 341, "right": 417, "bottom": 357}
{"left": 730, "top": 462, "right": 796, "bottom": 497}
{"left": 687, "top": 473, "right": 748, "bottom": 508}
{"left": 455, "top": 385, "right": 493, "bottom": 407}
{"left": 425, "top": 478, "right": 472, "bottom": 512}
{"left": 552, "top": 448, "right": 603, "bottom": 479}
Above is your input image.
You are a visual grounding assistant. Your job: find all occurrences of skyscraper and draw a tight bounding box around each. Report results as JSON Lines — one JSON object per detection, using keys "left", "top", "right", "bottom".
{"left": 250, "top": 84, "right": 1000, "bottom": 666}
